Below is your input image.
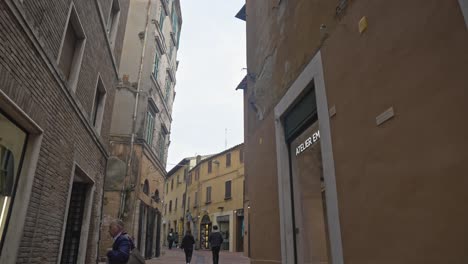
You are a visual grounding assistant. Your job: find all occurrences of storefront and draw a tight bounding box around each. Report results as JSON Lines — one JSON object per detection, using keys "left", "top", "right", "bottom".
{"left": 274, "top": 53, "right": 344, "bottom": 264}
{"left": 0, "top": 111, "right": 28, "bottom": 252}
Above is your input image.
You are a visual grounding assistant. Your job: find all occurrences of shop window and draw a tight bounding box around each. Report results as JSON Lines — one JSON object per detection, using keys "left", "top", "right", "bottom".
{"left": 58, "top": 3, "right": 86, "bottom": 92}
{"left": 0, "top": 112, "right": 27, "bottom": 250}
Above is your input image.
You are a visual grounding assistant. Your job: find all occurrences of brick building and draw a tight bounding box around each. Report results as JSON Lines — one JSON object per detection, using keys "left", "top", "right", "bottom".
{"left": 0, "top": 0, "right": 128, "bottom": 263}
{"left": 237, "top": 1, "right": 468, "bottom": 264}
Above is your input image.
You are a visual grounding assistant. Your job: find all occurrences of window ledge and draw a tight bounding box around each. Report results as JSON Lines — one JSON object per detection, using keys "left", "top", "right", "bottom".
{"left": 224, "top": 197, "right": 232, "bottom": 201}
{"left": 205, "top": 201, "right": 211, "bottom": 205}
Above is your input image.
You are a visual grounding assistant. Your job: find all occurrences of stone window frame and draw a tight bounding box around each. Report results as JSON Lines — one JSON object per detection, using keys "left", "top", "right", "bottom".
{"left": 0, "top": 90, "right": 43, "bottom": 264}
{"left": 56, "top": 2, "right": 87, "bottom": 93}
{"left": 224, "top": 180, "right": 232, "bottom": 200}
{"left": 106, "top": 0, "right": 121, "bottom": 50}
{"left": 57, "top": 163, "right": 96, "bottom": 264}
{"left": 90, "top": 73, "right": 107, "bottom": 134}
{"left": 274, "top": 51, "right": 344, "bottom": 264}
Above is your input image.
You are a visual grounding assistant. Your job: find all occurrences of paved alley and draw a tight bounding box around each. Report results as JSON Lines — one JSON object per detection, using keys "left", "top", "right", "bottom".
{"left": 147, "top": 248, "right": 250, "bottom": 264}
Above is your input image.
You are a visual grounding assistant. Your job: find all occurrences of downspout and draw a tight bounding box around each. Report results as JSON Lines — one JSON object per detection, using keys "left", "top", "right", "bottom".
{"left": 118, "top": 0, "right": 152, "bottom": 236}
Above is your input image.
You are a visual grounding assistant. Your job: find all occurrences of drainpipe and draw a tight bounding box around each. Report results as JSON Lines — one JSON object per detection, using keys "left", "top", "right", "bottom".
{"left": 118, "top": 0, "right": 152, "bottom": 236}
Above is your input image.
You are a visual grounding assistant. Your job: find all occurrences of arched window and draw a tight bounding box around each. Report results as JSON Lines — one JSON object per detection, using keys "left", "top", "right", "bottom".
{"left": 143, "top": 179, "right": 149, "bottom": 195}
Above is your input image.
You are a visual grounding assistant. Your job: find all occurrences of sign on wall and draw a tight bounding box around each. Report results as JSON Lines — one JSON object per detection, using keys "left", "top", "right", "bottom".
{"left": 295, "top": 131, "right": 320, "bottom": 156}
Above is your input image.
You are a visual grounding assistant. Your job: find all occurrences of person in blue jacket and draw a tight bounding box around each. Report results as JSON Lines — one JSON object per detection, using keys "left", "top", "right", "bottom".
{"left": 107, "top": 219, "right": 134, "bottom": 264}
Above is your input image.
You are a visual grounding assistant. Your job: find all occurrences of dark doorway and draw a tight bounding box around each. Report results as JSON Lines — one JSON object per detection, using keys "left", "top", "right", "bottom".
{"left": 155, "top": 211, "right": 161, "bottom": 257}
{"left": 236, "top": 215, "right": 244, "bottom": 252}
{"left": 145, "top": 208, "right": 155, "bottom": 258}
{"left": 60, "top": 182, "right": 88, "bottom": 264}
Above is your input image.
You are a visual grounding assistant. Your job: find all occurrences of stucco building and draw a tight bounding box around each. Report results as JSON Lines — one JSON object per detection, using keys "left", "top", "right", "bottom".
{"left": 238, "top": 1, "right": 468, "bottom": 264}
{"left": 0, "top": 0, "right": 129, "bottom": 263}
{"left": 183, "top": 144, "right": 246, "bottom": 253}
{"left": 99, "top": 0, "right": 182, "bottom": 260}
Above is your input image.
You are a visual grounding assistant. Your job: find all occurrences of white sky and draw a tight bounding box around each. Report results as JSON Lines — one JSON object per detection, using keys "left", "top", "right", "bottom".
{"left": 167, "top": 0, "right": 246, "bottom": 170}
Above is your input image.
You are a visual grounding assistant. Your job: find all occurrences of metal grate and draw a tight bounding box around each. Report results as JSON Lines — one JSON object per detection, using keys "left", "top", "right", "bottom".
{"left": 61, "top": 182, "right": 87, "bottom": 264}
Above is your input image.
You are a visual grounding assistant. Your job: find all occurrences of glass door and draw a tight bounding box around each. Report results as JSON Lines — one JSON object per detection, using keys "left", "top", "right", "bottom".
{"left": 289, "top": 121, "right": 330, "bottom": 264}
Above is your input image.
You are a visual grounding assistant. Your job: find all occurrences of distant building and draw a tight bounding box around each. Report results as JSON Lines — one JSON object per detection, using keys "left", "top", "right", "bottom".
{"left": 0, "top": 0, "right": 129, "bottom": 263}
{"left": 99, "top": 0, "right": 182, "bottom": 260}
{"left": 182, "top": 144, "right": 245, "bottom": 252}
{"left": 238, "top": 1, "right": 468, "bottom": 264}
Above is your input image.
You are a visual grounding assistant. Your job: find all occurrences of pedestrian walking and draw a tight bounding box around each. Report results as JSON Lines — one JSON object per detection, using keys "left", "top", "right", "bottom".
{"left": 174, "top": 231, "right": 179, "bottom": 248}
{"left": 209, "top": 225, "right": 224, "bottom": 264}
{"left": 106, "top": 219, "right": 134, "bottom": 264}
{"left": 180, "top": 230, "right": 195, "bottom": 264}
{"left": 167, "top": 228, "right": 175, "bottom": 249}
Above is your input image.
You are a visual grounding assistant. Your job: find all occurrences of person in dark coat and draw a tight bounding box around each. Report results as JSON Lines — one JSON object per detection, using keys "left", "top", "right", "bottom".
{"left": 180, "top": 230, "right": 195, "bottom": 264}
{"left": 107, "top": 219, "right": 134, "bottom": 264}
{"left": 208, "top": 225, "right": 224, "bottom": 264}
{"left": 167, "top": 228, "right": 175, "bottom": 249}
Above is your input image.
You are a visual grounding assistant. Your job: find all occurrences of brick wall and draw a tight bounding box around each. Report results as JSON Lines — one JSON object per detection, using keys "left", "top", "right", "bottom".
{"left": 0, "top": 0, "right": 128, "bottom": 263}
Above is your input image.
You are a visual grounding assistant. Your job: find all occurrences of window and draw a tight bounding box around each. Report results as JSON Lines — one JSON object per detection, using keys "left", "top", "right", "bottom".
{"left": 225, "top": 180, "right": 232, "bottom": 200}
{"left": 153, "top": 52, "right": 160, "bottom": 79}
{"left": 58, "top": 3, "right": 86, "bottom": 92}
{"left": 240, "top": 148, "right": 244, "bottom": 163}
{"left": 157, "top": 130, "right": 167, "bottom": 161}
{"left": 187, "top": 196, "right": 190, "bottom": 210}
{"left": 171, "top": 179, "right": 174, "bottom": 190}
{"left": 145, "top": 101, "right": 158, "bottom": 146}
{"left": 195, "top": 168, "right": 200, "bottom": 181}
{"left": 164, "top": 204, "right": 167, "bottom": 215}
{"left": 164, "top": 76, "right": 172, "bottom": 104}
{"left": 166, "top": 183, "right": 168, "bottom": 193}
{"left": 226, "top": 153, "right": 231, "bottom": 167}
{"left": 169, "top": 44, "right": 174, "bottom": 61}
{"left": 205, "top": 187, "right": 212, "bottom": 204}
{"left": 143, "top": 180, "right": 149, "bottom": 195}
{"left": 182, "top": 193, "right": 186, "bottom": 208}
{"left": 0, "top": 112, "right": 28, "bottom": 250}
{"left": 107, "top": 0, "right": 121, "bottom": 48}
{"left": 194, "top": 191, "right": 198, "bottom": 208}
{"left": 208, "top": 160, "right": 212, "bottom": 173}
{"left": 175, "top": 198, "right": 178, "bottom": 210}
{"left": 187, "top": 172, "right": 192, "bottom": 186}
{"left": 154, "top": 189, "right": 160, "bottom": 202}
{"left": 91, "top": 76, "right": 107, "bottom": 134}
{"left": 159, "top": 2, "right": 166, "bottom": 30}
{"left": 171, "top": 2, "right": 180, "bottom": 47}
{"left": 169, "top": 200, "right": 172, "bottom": 212}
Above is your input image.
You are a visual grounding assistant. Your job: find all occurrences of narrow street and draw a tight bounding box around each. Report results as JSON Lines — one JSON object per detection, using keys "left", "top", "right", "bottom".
{"left": 147, "top": 248, "right": 250, "bottom": 264}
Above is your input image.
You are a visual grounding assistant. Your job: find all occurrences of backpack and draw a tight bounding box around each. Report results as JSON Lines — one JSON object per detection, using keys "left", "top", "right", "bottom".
{"left": 126, "top": 248, "right": 145, "bottom": 264}
{"left": 126, "top": 236, "right": 145, "bottom": 264}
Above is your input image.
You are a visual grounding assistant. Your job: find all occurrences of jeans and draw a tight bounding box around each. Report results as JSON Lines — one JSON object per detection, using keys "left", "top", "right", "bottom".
{"left": 184, "top": 249, "right": 193, "bottom": 263}
{"left": 212, "top": 246, "right": 220, "bottom": 264}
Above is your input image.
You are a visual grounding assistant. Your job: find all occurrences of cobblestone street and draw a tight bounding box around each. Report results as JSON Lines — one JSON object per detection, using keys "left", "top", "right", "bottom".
{"left": 146, "top": 248, "right": 250, "bottom": 264}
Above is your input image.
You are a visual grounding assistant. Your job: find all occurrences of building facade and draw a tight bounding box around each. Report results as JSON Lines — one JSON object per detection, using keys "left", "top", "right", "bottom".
{"left": 238, "top": 1, "right": 468, "bottom": 264}
{"left": 162, "top": 157, "right": 198, "bottom": 246}
{"left": 184, "top": 144, "right": 245, "bottom": 253}
{"left": 0, "top": 0, "right": 129, "bottom": 263}
{"left": 99, "top": 0, "right": 182, "bottom": 260}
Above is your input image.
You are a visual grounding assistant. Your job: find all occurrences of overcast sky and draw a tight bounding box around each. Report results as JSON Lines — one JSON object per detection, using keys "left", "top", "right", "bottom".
{"left": 167, "top": 0, "right": 246, "bottom": 170}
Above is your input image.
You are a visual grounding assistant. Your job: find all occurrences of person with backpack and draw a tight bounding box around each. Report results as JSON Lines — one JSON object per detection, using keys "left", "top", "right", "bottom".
{"left": 180, "top": 230, "right": 195, "bottom": 264}
{"left": 107, "top": 219, "right": 134, "bottom": 264}
{"left": 167, "top": 228, "right": 175, "bottom": 249}
{"left": 208, "top": 225, "right": 224, "bottom": 264}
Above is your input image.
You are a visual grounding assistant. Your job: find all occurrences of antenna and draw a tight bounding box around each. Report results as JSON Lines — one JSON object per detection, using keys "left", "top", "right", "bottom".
{"left": 225, "top": 128, "right": 228, "bottom": 149}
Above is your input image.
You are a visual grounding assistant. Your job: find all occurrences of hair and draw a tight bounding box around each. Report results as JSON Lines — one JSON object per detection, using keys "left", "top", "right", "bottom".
{"left": 186, "top": 230, "right": 192, "bottom": 235}
{"left": 110, "top": 219, "right": 124, "bottom": 229}
{"left": 213, "top": 225, "right": 218, "bottom": 231}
